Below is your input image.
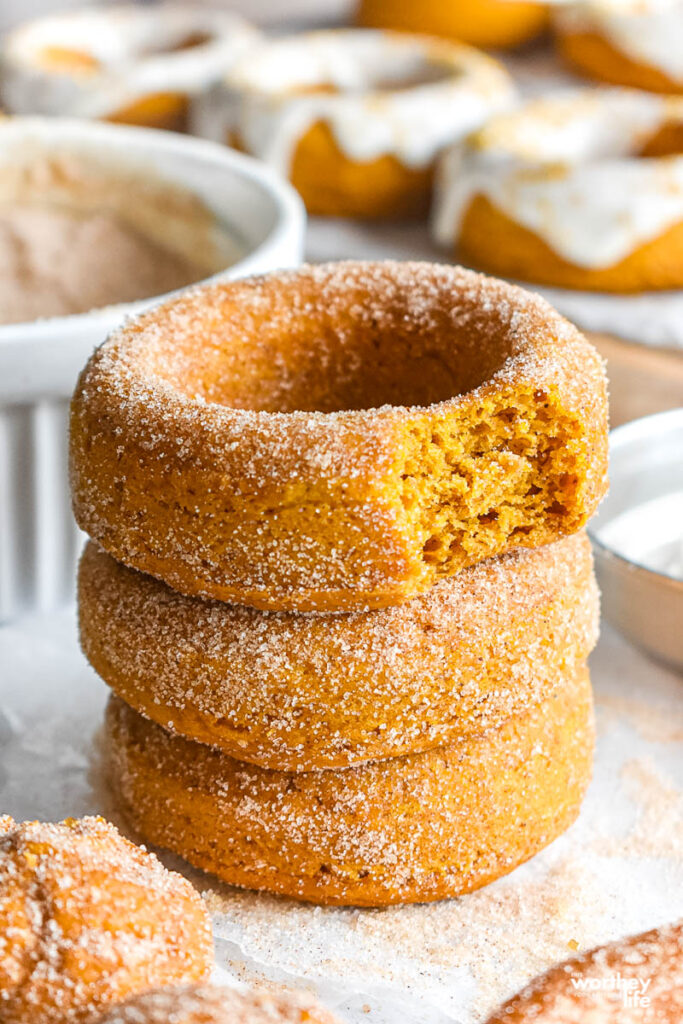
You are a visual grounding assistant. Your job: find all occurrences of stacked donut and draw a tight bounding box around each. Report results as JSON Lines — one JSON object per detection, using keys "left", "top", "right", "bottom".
{"left": 71, "top": 260, "right": 609, "bottom": 907}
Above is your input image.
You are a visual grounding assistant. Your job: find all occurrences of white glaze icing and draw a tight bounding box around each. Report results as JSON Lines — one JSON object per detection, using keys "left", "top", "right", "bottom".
{"left": 0, "top": 4, "right": 259, "bottom": 120}
{"left": 202, "top": 30, "right": 515, "bottom": 174}
{"left": 433, "top": 89, "right": 683, "bottom": 270}
{"left": 556, "top": 0, "right": 683, "bottom": 83}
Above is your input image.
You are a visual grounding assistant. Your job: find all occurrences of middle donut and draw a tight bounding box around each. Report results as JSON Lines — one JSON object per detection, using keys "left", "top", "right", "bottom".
{"left": 79, "top": 532, "right": 598, "bottom": 771}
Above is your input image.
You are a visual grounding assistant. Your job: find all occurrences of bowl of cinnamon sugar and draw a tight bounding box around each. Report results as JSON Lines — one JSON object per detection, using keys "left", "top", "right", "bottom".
{"left": 0, "top": 116, "right": 305, "bottom": 621}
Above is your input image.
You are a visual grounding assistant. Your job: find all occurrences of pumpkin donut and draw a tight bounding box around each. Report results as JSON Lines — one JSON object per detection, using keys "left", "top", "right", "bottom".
{"left": 555, "top": 1, "right": 683, "bottom": 95}
{"left": 104, "top": 663, "right": 594, "bottom": 907}
{"left": 356, "top": 0, "right": 549, "bottom": 50}
{"left": 95, "top": 984, "right": 341, "bottom": 1024}
{"left": 485, "top": 920, "right": 683, "bottom": 1023}
{"left": 0, "top": 815, "right": 212, "bottom": 1024}
{"left": 70, "top": 262, "right": 608, "bottom": 614}
{"left": 0, "top": 4, "right": 257, "bottom": 131}
{"left": 434, "top": 89, "right": 683, "bottom": 292}
{"left": 203, "top": 30, "right": 514, "bottom": 218}
{"left": 79, "top": 533, "right": 598, "bottom": 771}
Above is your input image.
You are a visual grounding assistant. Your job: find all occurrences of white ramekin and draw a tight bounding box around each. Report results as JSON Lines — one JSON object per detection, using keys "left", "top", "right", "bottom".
{"left": 0, "top": 117, "right": 305, "bottom": 622}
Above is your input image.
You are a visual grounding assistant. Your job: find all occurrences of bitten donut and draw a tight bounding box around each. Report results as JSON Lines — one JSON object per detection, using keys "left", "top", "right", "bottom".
{"left": 434, "top": 90, "right": 683, "bottom": 292}
{"left": 357, "top": 0, "right": 549, "bottom": 50}
{"left": 555, "top": 1, "right": 683, "bottom": 95}
{"left": 70, "top": 262, "right": 608, "bottom": 614}
{"left": 486, "top": 920, "right": 683, "bottom": 1023}
{"left": 0, "top": 4, "right": 257, "bottom": 131}
{"left": 80, "top": 533, "right": 598, "bottom": 771}
{"left": 0, "top": 815, "right": 212, "bottom": 1024}
{"left": 95, "top": 985, "right": 341, "bottom": 1024}
{"left": 204, "top": 30, "right": 513, "bottom": 217}
{"left": 105, "top": 664, "right": 594, "bottom": 907}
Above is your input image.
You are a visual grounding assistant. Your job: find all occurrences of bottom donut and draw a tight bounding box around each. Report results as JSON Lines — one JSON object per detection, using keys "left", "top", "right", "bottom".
{"left": 104, "top": 664, "right": 594, "bottom": 907}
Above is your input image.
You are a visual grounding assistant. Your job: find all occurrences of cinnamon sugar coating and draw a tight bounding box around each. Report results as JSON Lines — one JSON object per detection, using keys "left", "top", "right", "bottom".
{"left": 486, "top": 920, "right": 683, "bottom": 1023}
{"left": 70, "top": 262, "right": 608, "bottom": 612}
{"left": 80, "top": 533, "right": 598, "bottom": 771}
{"left": 0, "top": 816, "right": 212, "bottom": 1024}
{"left": 104, "top": 664, "right": 594, "bottom": 907}
{"left": 95, "top": 983, "right": 341, "bottom": 1024}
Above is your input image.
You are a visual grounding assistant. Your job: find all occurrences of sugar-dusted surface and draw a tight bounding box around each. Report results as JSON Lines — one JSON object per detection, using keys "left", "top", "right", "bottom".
{"left": 306, "top": 197, "right": 683, "bottom": 350}
{"left": 0, "top": 611, "right": 682, "bottom": 1021}
{"left": 0, "top": 815, "right": 213, "bottom": 1023}
{"left": 78, "top": 533, "right": 599, "bottom": 770}
{"left": 95, "top": 983, "right": 340, "bottom": 1024}
{"left": 485, "top": 919, "right": 683, "bottom": 1023}
{"left": 103, "top": 662, "right": 594, "bottom": 906}
{"left": 70, "top": 261, "right": 608, "bottom": 612}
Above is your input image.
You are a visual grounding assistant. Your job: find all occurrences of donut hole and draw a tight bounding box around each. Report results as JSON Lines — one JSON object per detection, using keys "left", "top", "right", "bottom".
{"left": 231, "top": 31, "right": 458, "bottom": 101}
{"left": 145, "top": 273, "right": 519, "bottom": 413}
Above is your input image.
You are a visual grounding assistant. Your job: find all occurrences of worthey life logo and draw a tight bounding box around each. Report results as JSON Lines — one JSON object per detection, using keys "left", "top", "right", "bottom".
{"left": 570, "top": 972, "right": 652, "bottom": 1009}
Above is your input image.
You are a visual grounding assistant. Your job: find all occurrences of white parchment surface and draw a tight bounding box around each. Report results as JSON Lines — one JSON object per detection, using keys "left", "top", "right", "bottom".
{"left": 1, "top": 608, "right": 681, "bottom": 1023}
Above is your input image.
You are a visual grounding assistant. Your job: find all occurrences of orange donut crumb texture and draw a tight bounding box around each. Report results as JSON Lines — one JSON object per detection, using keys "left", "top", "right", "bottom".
{"left": 0, "top": 816, "right": 212, "bottom": 1024}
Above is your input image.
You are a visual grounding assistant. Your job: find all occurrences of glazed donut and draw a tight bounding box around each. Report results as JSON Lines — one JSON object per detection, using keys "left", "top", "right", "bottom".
{"left": 79, "top": 533, "right": 598, "bottom": 771}
{"left": 357, "top": 0, "right": 550, "bottom": 50}
{"left": 0, "top": 815, "right": 212, "bottom": 1024}
{"left": 0, "top": 4, "right": 257, "bottom": 131}
{"left": 70, "top": 262, "right": 609, "bottom": 614}
{"left": 485, "top": 920, "right": 683, "bottom": 1023}
{"left": 104, "top": 663, "right": 594, "bottom": 907}
{"left": 95, "top": 984, "right": 341, "bottom": 1024}
{"left": 202, "top": 30, "right": 514, "bottom": 218}
{"left": 434, "top": 89, "right": 683, "bottom": 292}
{"left": 555, "top": 1, "right": 683, "bottom": 95}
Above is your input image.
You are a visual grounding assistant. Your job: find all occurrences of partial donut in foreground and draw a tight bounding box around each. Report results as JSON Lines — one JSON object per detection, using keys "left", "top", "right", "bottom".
{"left": 80, "top": 533, "right": 599, "bottom": 771}
{"left": 70, "top": 262, "right": 608, "bottom": 613}
{"left": 486, "top": 920, "right": 683, "bottom": 1023}
{"left": 95, "top": 984, "right": 341, "bottom": 1024}
{"left": 104, "top": 664, "right": 594, "bottom": 907}
{"left": 0, "top": 815, "right": 212, "bottom": 1024}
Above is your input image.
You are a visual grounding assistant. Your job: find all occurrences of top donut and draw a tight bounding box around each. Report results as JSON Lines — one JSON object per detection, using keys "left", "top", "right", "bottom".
{"left": 70, "top": 261, "right": 608, "bottom": 612}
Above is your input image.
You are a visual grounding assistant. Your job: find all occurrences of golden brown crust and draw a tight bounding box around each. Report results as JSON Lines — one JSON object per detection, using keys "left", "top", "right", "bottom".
{"left": 357, "top": 0, "right": 549, "bottom": 49}
{"left": 104, "top": 665, "right": 594, "bottom": 907}
{"left": 70, "top": 262, "right": 608, "bottom": 613}
{"left": 289, "top": 120, "right": 433, "bottom": 218}
{"left": 557, "top": 29, "right": 683, "bottom": 95}
{"left": 486, "top": 921, "right": 683, "bottom": 1023}
{"left": 95, "top": 983, "right": 341, "bottom": 1024}
{"left": 458, "top": 193, "right": 683, "bottom": 293}
{"left": 80, "top": 533, "right": 598, "bottom": 771}
{"left": 0, "top": 816, "right": 212, "bottom": 1024}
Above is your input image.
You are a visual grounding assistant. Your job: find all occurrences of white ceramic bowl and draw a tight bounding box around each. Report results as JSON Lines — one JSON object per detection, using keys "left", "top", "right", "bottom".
{"left": 0, "top": 117, "right": 305, "bottom": 621}
{"left": 589, "top": 409, "right": 683, "bottom": 672}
